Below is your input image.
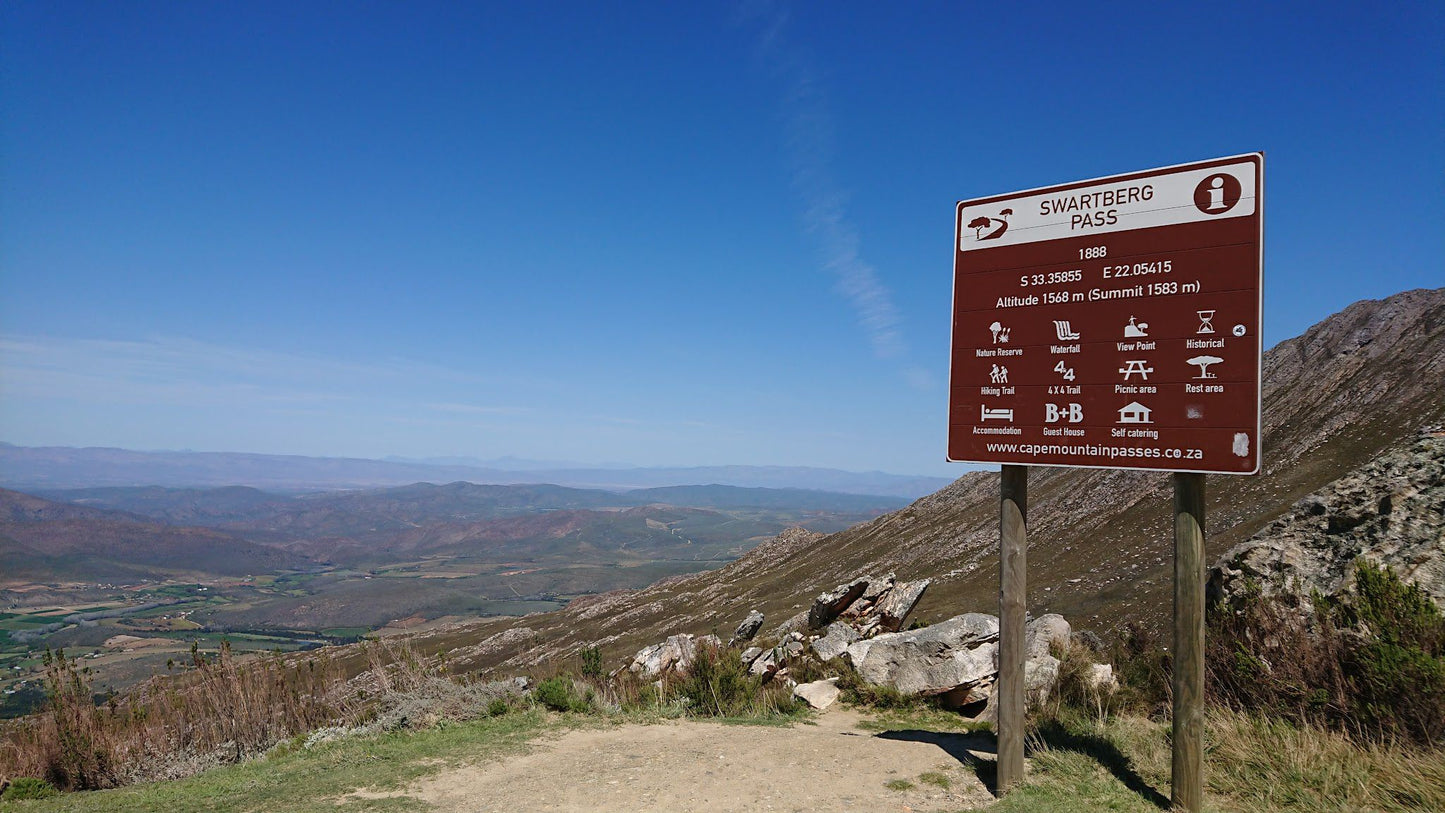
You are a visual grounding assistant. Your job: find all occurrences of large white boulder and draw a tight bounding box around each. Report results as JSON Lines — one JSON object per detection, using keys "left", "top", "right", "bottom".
{"left": 845, "top": 612, "right": 999, "bottom": 695}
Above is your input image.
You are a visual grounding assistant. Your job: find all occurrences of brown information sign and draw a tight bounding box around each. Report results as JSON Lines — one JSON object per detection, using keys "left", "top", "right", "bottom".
{"left": 949, "top": 154, "right": 1263, "bottom": 474}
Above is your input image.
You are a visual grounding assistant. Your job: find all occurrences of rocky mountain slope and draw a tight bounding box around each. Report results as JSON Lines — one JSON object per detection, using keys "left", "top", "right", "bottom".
{"left": 385, "top": 288, "right": 1445, "bottom": 675}
{"left": 1209, "top": 426, "right": 1444, "bottom": 612}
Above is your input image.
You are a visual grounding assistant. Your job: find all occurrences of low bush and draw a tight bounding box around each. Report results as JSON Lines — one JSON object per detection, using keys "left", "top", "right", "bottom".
{"left": 0, "top": 639, "right": 455, "bottom": 791}
{"left": 531, "top": 676, "right": 592, "bottom": 713}
{"left": 2, "top": 776, "right": 59, "bottom": 800}
{"left": 1107, "top": 622, "right": 1172, "bottom": 717}
{"left": 1208, "top": 560, "right": 1445, "bottom": 747}
{"left": 578, "top": 645, "right": 605, "bottom": 680}
{"left": 666, "top": 646, "right": 799, "bottom": 718}
{"left": 1045, "top": 641, "right": 1123, "bottom": 722}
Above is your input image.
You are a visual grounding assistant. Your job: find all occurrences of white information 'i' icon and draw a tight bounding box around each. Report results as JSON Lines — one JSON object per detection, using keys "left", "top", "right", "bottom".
{"left": 1207, "top": 176, "right": 1227, "bottom": 210}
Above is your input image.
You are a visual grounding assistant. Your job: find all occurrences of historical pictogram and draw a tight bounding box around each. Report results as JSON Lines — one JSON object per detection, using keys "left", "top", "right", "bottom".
{"left": 1196, "top": 310, "right": 1216, "bottom": 334}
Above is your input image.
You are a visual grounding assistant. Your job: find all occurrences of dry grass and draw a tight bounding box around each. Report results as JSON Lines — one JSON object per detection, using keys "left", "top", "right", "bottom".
{"left": 1005, "top": 707, "right": 1445, "bottom": 812}
{"left": 1206, "top": 710, "right": 1445, "bottom": 812}
{"left": 0, "top": 644, "right": 363, "bottom": 789}
{"left": 0, "top": 639, "right": 481, "bottom": 791}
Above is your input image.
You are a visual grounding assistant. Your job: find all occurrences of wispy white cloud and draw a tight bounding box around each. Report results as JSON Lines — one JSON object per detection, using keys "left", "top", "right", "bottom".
{"left": 745, "top": 3, "right": 924, "bottom": 386}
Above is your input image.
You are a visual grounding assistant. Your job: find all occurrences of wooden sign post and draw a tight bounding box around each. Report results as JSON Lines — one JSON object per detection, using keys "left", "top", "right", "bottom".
{"left": 1172, "top": 473, "right": 1206, "bottom": 810}
{"left": 949, "top": 155, "right": 1263, "bottom": 808}
{"left": 997, "top": 464, "right": 1028, "bottom": 792}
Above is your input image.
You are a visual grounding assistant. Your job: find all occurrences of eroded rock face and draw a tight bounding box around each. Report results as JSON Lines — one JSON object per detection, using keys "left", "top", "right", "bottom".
{"left": 808, "top": 577, "right": 871, "bottom": 629}
{"left": 845, "top": 613, "right": 999, "bottom": 695}
{"left": 627, "top": 633, "right": 700, "bottom": 678}
{"left": 732, "top": 610, "right": 765, "bottom": 644}
{"left": 1025, "top": 655, "right": 1061, "bottom": 702}
{"left": 1209, "top": 429, "right": 1445, "bottom": 614}
{"left": 875, "top": 579, "right": 931, "bottom": 633}
{"left": 811, "top": 622, "right": 860, "bottom": 662}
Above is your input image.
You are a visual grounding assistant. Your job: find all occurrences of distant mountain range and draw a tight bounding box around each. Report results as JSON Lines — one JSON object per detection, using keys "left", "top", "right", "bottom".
{"left": 0, "top": 479, "right": 909, "bottom": 635}
{"left": 0, "top": 446, "right": 952, "bottom": 499}
{"left": 0, "top": 488, "right": 305, "bottom": 582}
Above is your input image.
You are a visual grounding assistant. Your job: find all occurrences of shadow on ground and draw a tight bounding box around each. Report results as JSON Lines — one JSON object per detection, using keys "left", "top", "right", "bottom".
{"left": 875, "top": 722, "right": 1169, "bottom": 809}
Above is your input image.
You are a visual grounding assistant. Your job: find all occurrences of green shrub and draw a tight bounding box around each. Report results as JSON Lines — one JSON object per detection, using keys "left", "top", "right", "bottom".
{"left": 2, "top": 776, "right": 59, "bottom": 800}
{"left": 668, "top": 646, "right": 798, "bottom": 718}
{"left": 578, "top": 646, "right": 605, "bottom": 680}
{"left": 1339, "top": 562, "right": 1445, "bottom": 746}
{"left": 1349, "top": 559, "right": 1444, "bottom": 653}
{"left": 531, "top": 676, "right": 590, "bottom": 713}
{"left": 486, "top": 697, "right": 510, "bottom": 717}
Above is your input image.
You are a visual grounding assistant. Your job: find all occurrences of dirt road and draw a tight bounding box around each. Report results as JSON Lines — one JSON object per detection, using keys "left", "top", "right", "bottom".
{"left": 358, "top": 708, "right": 997, "bottom": 812}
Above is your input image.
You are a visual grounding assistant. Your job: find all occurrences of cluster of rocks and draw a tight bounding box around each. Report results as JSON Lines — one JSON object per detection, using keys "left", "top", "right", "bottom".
{"left": 625, "top": 571, "right": 1114, "bottom": 716}
{"left": 626, "top": 633, "right": 722, "bottom": 678}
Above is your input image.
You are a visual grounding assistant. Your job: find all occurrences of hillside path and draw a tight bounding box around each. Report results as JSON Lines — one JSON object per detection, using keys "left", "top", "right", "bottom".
{"left": 379, "top": 708, "right": 997, "bottom": 812}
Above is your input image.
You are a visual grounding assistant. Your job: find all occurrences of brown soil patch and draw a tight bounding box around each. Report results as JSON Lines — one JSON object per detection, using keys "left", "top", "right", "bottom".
{"left": 390, "top": 708, "right": 996, "bottom": 812}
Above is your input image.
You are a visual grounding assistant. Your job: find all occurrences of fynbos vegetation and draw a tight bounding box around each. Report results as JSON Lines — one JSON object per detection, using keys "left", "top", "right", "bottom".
{"left": 1208, "top": 561, "right": 1445, "bottom": 746}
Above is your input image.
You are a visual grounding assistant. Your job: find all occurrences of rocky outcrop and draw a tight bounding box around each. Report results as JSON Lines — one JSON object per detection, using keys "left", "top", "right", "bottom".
{"left": 1025, "top": 614, "right": 1071, "bottom": 660}
{"left": 808, "top": 578, "right": 870, "bottom": 629}
{"left": 806, "top": 573, "right": 931, "bottom": 637}
{"left": 845, "top": 613, "right": 998, "bottom": 695}
{"left": 1209, "top": 428, "right": 1445, "bottom": 614}
{"left": 874, "top": 578, "right": 931, "bottom": 634}
{"left": 627, "top": 633, "right": 721, "bottom": 678}
{"left": 622, "top": 589, "right": 1097, "bottom": 716}
{"left": 731, "top": 610, "right": 764, "bottom": 645}
{"left": 810, "top": 622, "right": 859, "bottom": 662}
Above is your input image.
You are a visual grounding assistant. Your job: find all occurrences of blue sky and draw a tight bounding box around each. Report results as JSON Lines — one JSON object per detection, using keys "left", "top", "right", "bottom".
{"left": 2, "top": 1, "right": 1441, "bottom": 477}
